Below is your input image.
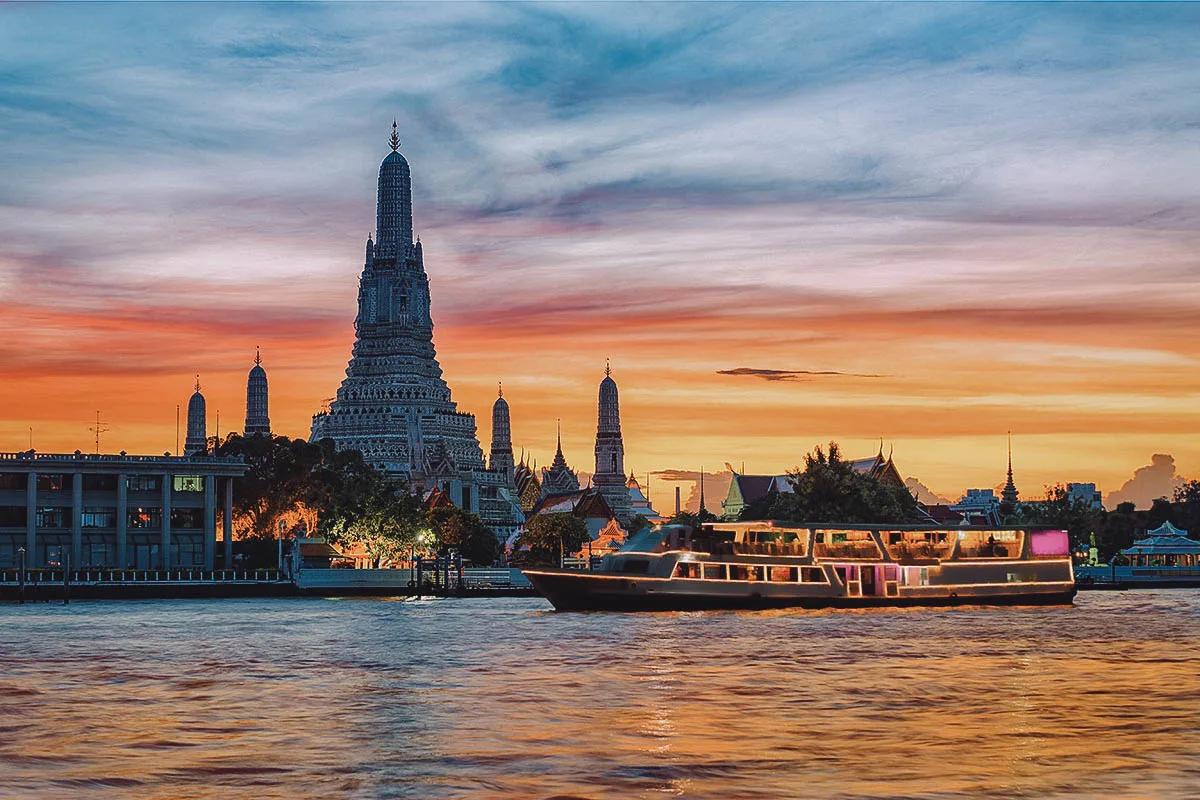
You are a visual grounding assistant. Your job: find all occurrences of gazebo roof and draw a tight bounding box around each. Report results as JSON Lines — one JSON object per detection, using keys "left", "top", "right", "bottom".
{"left": 1122, "top": 521, "right": 1200, "bottom": 555}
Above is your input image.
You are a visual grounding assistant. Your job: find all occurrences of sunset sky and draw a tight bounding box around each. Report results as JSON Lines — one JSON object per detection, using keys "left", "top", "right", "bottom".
{"left": 2, "top": 3, "right": 1199, "bottom": 507}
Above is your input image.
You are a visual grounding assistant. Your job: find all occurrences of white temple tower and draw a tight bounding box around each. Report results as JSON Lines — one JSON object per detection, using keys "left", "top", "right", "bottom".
{"left": 184, "top": 376, "right": 207, "bottom": 456}
{"left": 245, "top": 347, "right": 271, "bottom": 437}
{"left": 593, "top": 363, "right": 632, "bottom": 524}
{"left": 310, "top": 123, "right": 522, "bottom": 536}
{"left": 489, "top": 384, "right": 514, "bottom": 478}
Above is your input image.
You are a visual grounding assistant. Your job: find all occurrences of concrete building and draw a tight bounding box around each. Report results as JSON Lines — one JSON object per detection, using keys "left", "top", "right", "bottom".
{"left": 0, "top": 451, "right": 246, "bottom": 569}
{"left": 1066, "top": 482, "right": 1104, "bottom": 510}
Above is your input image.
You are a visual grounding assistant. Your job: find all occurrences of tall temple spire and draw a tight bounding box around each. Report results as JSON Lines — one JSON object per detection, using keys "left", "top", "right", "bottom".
{"left": 1000, "top": 431, "right": 1020, "bottom": 513}
{"left": 594, "top": 363, "right": 632, "bottom": 524}
{"left": 245, "top": 348, "right": 271, "bottom": 437}
{"left": 184, "top": 376, "right": 207, "bottom": 456}
{"left": 310, "top": 129, "right": 523, "bottom": 540}
{"left": 375, "top": 120, "right": 413, "bottom": 256}
{"left": 490, "top": 382, "right": 514, "bottom": 477}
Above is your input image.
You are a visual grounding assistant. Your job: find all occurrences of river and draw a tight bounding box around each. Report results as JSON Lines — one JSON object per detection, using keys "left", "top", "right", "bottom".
{"left": 2, "top": 591, "right": 1198, "bottom": 799}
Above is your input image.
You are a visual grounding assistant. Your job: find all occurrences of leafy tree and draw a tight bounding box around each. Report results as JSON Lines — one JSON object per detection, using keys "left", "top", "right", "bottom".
{"left": 669, "top": 509, "right": 718, "bottom": 529}
{"left": 427, "top": 506, "right": 501, "bottom": 566}
{"left": 323, "top": 479, "right": 424, "bottom": 568}
{"left": 1019, "top": 484, "right": 1104, "bottom": 549}
{"left": 215, "top": 433, "right": 329, "bottom": 540}
{"left": 516, "top": 513, "right": 590, "bottom": 566}
{"left": 626, "top": 514, "right": 652, "bottom": 536}
{"left": 1170, "top": 480, "right": 1200, "bottom": 537}
{"left": 1096, "top": 501, "right": 1141, "bottom": 561}
{"left": 748, "top": 442, "right": 920, "bottom": 524}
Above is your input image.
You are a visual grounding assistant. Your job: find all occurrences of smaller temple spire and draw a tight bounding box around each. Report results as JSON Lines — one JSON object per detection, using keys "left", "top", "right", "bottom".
{"left": 556, "top": 419, "right": 563, "bottom": 456}
{"left": 389, "top": 119, "right": 401, "bottom": 152}
{"left": 1001, "top": 431, "right": 1020, "bottom": 512}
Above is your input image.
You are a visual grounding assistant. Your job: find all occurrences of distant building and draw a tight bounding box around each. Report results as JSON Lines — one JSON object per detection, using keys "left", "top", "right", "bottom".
{"left": 0, "top": 450, "right": 245, "bottom": 569}
{"left": 244, "top": 348, "right": 271, "bottom": 437}
{"left": 541, "top": 428, "right": 581, "bottom": 496}
{"left": 626, "top": 474, "right": 667, "bottom": 524}
{"left": 1067, "top": 482, "right": 1104, "bottom": 510}
{"left": 719, "top": 448, "right": 905, "bottom": 521}
{"left": 1000, "top": 437, "right": 1020, "bottom": 516}
{"left": 950, "top": 489, "right": 1002, "bottom": 526}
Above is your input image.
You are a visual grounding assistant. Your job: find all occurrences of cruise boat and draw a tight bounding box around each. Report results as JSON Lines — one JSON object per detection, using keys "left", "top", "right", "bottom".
{"left": 523, "top": 522, "right": 1076, "bottom": 611}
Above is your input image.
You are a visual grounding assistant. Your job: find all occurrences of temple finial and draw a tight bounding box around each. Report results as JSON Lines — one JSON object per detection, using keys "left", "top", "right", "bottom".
{"left": 389, "top": 119, "right": 400, "bottom": 152}
{"left": 254, "top": 346, "right": 261, "bottom": 367}
{"left": 605, "top": 358, "right": 611, "bottom": 378}
{"left": 194, "top": 374, "right": 201, "bottom": 393}
{"left": 498, "top": 381, "right": 503, "bottom": 398}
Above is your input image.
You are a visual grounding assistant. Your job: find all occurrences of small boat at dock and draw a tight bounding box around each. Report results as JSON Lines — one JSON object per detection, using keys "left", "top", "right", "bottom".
{"left": 523, "top": 522, "right": 1076, "bottom": 612}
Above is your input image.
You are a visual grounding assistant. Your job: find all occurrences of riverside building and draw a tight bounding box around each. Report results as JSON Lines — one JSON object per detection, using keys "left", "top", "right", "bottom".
{"left": 0, "top": 450, "right": 246, "bottom": 570}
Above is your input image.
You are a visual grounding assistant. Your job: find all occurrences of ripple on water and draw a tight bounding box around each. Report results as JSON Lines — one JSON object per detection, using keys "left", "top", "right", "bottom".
{"left": 1, "top": 592, "right": 1198, "bottom": 799}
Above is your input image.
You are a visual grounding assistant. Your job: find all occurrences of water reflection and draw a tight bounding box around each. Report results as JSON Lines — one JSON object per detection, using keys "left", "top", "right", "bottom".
{"left": 2, "top": 592, "right": 1199, "bottom": 798}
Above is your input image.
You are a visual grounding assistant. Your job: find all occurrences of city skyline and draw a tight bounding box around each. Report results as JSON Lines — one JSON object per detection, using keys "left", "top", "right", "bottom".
{"left": 2, "top": 3, "right": 1199, "bottom": 502}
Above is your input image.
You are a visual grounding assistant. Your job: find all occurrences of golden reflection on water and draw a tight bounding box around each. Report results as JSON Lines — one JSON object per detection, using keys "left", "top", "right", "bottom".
{"left": 2, "top": 593, "right": 1199, "bottom": 799}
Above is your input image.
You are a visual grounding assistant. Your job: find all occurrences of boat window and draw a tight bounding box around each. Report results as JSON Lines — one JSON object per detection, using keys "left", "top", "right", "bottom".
{"left": 800, "top": 567, "right": 827, "bottom": 583}
{"left": 702, "top": 564, "right": 726, "bottom": 580}
{"left": 729, "top": 565, "right": 764, "bottom": 581}
{"left": 769, "top": 566, "right": 798, "bottom": 583}
{"left": 673, "top": 563, "right": 701, "bottom": 579}
{"left": 618, "top": 559, "right": 650, "bottom": 574}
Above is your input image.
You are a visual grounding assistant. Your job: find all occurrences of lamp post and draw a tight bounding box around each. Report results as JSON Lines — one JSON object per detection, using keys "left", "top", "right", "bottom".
{"left": 17, "top": 547, "right": 25, "bottom": 605}
{"left": 277, "top": 519, "right": 285, "bottom": 573}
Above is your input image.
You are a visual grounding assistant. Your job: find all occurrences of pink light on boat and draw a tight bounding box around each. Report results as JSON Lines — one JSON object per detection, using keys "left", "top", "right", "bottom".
{"left": 1031, "top": 529, "right": 1070, "bottom": 556}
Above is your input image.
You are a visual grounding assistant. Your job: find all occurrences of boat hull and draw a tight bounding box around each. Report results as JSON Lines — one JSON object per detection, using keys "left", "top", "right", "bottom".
{"left": 523, "top": 569, "right": 1077, "bottom": 612}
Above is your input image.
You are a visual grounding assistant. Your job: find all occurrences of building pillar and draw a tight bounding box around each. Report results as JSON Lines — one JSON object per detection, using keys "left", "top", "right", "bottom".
{"left": 116, "top": 473, "right": 128, "bottom": 568}
{"left": 223, "top": 478, "right": 233, "bottom": 570}
{"left": 161, "top": 473, "right": 172, "bottom": 569}
{"left": 72, "top": 471, "right": 83, "bottom": 568}
{"left": 204, "top": 475, "right": 216, "bottom": 570}
{"left": 25, "top": 472, "right": 37, "bottom": 568}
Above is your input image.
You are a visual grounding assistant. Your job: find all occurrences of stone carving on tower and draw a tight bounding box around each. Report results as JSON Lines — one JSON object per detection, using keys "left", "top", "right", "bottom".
{"left": 309, "top": 122, "right": 523, "bottom": 540}
{"left": 245, "top": 347, "right": 271, "bottom": 436}
{"left": 184, "top": 376, "right": 208, "bottom": 456}
{"left": 594, "top": 363, "right": 633, "bottom": 524}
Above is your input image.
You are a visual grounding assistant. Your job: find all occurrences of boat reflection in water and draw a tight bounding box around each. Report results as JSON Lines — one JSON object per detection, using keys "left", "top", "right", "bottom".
{"left": 523, "top": 522, "right": 1076, "bottom": 611}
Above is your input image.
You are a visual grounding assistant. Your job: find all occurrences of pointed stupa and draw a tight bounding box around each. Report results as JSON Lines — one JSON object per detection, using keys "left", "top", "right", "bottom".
{"left": 245, "top": 347, "right": 271, "bottom": 436}
{"left": 490, "top": 382, "right": 514, "bottom": 477}
{"left": 1001, "top": 432, "right": 1020, "bottom": 511}
{"left": 375, "top": 120, "right": 412, "bottom": 259}
{"left": 542, "top": 420, "right": 580, "bottom": 495}
{"left": 184, "top": 375, "right": 207, "bottom": 456}
{"left": 594, "top": 360, "right": 632, "bottom": 523}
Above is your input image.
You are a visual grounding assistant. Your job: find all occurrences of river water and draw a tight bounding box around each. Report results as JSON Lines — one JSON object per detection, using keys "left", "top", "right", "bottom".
{"left": 2, "top": 591, "right": 1198, "bottom": 799}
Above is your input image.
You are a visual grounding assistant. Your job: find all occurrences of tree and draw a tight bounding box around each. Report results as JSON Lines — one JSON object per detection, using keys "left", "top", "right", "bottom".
{"left": 323, "top": 480, "right": 424, "bottom": 568}
{"left": 427, "top": 506, "right": 501, "bottom": 566}
{"left": 516, "top": 513, "right": 590, "bottom": 566}
{"left": 626, "top": 514, "right": 652, "bottom": 536}
{"left": 749, "top": 442, "right": 921, "bottom": 524}
{"left": 1019, "top": 484, "right": 1104, "bottom": 550}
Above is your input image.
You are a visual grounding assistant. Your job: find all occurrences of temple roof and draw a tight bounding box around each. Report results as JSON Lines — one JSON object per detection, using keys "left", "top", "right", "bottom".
{"left": 1123, "top": 522, "right": 1199, "bottom": 555}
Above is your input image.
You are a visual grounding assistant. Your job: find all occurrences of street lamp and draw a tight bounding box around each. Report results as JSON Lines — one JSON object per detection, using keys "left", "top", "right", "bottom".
{"left": 17, "top": 547, "right": 26, "bottom": 605}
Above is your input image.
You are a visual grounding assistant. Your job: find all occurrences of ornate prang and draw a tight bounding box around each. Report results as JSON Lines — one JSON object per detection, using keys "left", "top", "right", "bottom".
{"left": 389, "top": 119, "right": 401, "bottom": 152}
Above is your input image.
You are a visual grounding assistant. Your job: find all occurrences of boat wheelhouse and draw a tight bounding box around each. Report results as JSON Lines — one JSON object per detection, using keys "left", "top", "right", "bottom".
{"left": 523, "top": 521, "right": 1076, "bottom": 612}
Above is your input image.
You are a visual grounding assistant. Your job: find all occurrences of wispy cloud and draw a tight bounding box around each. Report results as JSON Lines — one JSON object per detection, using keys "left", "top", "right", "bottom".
{"left": 717, "top": 368, "right": 885, "bottom": 382}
